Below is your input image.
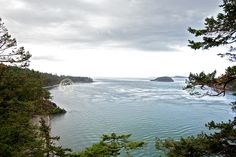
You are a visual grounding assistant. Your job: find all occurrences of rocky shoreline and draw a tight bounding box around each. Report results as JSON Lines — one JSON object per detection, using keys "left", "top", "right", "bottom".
{"left": 31, "top": 115, "right": 50, "bottom": 127}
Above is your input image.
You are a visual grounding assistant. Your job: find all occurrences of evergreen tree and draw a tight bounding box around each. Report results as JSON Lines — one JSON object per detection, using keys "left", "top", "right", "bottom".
{"left": 0, "top": 64, "right": 68, "bottom": 156}
{"left": 156, "top": 0, "right": 236, "bottom": 156}
{"left": 39, "top": 118, "right": 71, "bottom": 157}
{"left": 0, "top": 18, "right": 31, "bottom": 67}
{"left": 0, "top": 19, "right": 67, "bottom": 156}
{"left": 188, "top": 0, "right": 236, "bottom": 61}
{"left": 73, "top": 133, "right": 145, "bottom": 157}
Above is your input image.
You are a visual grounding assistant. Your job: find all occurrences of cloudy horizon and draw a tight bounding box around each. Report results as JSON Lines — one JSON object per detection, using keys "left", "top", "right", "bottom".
{"left": 0, "top": 0, "right": 233, "bottom": 78}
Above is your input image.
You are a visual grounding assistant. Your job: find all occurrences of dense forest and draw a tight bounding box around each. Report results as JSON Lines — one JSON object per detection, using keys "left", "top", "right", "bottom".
{"left": 0, "top": 64, "right": 94, "bottom": 87}
{"left": 0, "top": 63, "right": 68, "bottom": 156}
{"left": 40, "top": 72, "right": 93, "bottom": 87}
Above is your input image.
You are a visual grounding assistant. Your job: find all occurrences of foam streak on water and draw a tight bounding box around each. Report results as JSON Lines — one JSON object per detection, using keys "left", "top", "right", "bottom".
{"left": 50, "top": 78, "right": 235, "bottom": 157}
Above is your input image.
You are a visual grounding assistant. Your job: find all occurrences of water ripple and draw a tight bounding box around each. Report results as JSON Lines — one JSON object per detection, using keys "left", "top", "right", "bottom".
{"left": 50, "top": 79, "right": 235, "bottom": 156}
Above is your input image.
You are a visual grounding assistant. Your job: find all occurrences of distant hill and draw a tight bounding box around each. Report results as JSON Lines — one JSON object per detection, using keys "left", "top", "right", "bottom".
{"left": 0, "top": 64, "right": 93, "bottom": 87}
{"left": 40, "top": 72, "right": 93, "bottom": 86}
{"left": 173, "top": 76, "right": 187, "bottom": 78}
{"left": 151, "top": 76, "right": 174, "bottom": 82}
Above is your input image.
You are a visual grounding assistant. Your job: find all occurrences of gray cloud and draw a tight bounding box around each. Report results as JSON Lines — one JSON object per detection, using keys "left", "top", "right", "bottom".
{"left": 32, "top": 55, "right": 61, "bottom": 61}
{"left": 0, "top": 0, "right": 222, "bottom": 51}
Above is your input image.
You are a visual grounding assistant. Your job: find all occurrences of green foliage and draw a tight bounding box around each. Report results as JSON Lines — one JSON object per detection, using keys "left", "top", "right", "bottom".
{"left": 41, "top": 72, "right": 93, "bottom": 87}
{"left": 185, "top": 70, "right": 217, "bottom": 89}
{"left": 0, "top": 18, "right": 31, "bottom": 67}
{"left": 156, "top": 0, "right": 236, "bottom": 156}
{"left": 73, "top": 133, "right": 145, "bottom": 157}
{"left": 156, "top": 135, "right": 209, "bottom": 157}
{"left": 0, "top": 64, "right": 50, "bottom": 102}
{"left": 156, "top": 118, "right": 236, "bottom": 157}
{"left": 0, "top": 64, "right": 44, "bottom": 156}
{"left": 185, "top": 66, "right": 236, "bottom": 96}
{"left": 0, "top": 101, "right": 44, "bottom": 157}
{"left": 0, "top": 19, "right": 45, "bottom": 156}
{"left": 188, "top": 0, "right": 236, "bottom": 62}
{"left": 0, "top": 64, "right": 67, "bottom": 156}
{"left": 188, "top": 0, "right": 236, "bottom": 51}
{"left": 0, "top": 62, "right": 93, "bottom": 157}
{"left": 0, "top": 19, "right": 70, "bottom": 156}
{"left": 0, "top": 64, "right": 67, "bottom": 113}
{"left": 206, "top": 118, "right": 236, "bottom": 155}
{"left": 50, "top": 105, "right": 66, "bottom": 115}
{"left": 73, "top": 142, "right": 117, "bottom": 157}
{"left": 39, "top": 118, "right": 71, "bottom": 157}
{"left": 32, "top": 100, "right": 66, "bottom": 115}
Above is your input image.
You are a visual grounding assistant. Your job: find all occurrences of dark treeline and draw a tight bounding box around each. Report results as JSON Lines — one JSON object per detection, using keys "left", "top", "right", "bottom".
{"left": 0, "top": 64, "right": 94, "bottom": 87}
{"left": 41, "top": 72, "right": 93, "bottom": 87}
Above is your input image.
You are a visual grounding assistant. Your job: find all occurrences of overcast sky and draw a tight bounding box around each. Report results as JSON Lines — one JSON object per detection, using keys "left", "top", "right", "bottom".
{"left": 0, "top": 0, "right": 233, "bottom": 78}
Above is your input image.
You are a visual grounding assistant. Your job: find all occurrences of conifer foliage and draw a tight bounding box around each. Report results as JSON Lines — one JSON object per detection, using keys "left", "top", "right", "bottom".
{"left": 0, "top": 18, "right": 31, "bottom": 67}
{"left": 156, "top": 0, "right": 236, "bottom": 156}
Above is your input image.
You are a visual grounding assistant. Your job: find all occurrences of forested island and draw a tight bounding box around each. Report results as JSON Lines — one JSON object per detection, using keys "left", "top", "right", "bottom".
{"left": 151, "top": 76, "right": 174, "bottom": 82}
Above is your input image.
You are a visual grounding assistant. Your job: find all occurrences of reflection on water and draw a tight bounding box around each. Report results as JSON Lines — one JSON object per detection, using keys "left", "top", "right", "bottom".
{"left": 50, "top": 78, "right": 235, "bottom": 157}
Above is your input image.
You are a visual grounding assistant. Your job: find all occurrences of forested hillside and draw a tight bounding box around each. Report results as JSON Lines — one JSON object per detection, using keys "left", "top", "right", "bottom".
{"left": 40, "top": 72, "right": 93, "bottom": 87}
{"left": 0, "top": 65, "right": 93, "bottom": 87}
{"left": 0, "top": 63, "right": 71, "bottom": 156}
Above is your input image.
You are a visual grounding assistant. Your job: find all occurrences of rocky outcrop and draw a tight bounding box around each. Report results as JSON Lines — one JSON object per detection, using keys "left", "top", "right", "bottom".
{"left": 32, "top": 100, "right": 66, "bottom": 115}
{"left": 31, "top": 115, "right": 50, "bottom": 127}
{"left": 151, "top": 76, "right": 174, "bottom": 82}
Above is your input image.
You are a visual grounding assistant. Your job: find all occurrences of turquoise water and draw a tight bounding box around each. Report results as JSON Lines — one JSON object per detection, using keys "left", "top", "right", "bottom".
{"left": 50, "top": 78, "right": 235, "bottom": 156}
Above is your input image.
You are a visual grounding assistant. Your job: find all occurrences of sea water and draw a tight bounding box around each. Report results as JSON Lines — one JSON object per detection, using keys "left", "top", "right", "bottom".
{"left": 50, "top": 78, "right": 235, "bottom": 156}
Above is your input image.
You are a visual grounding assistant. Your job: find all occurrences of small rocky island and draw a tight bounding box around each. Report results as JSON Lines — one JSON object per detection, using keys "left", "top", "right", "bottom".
{"left": 151, "top": 76, "right": 174, "bottom": 82}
